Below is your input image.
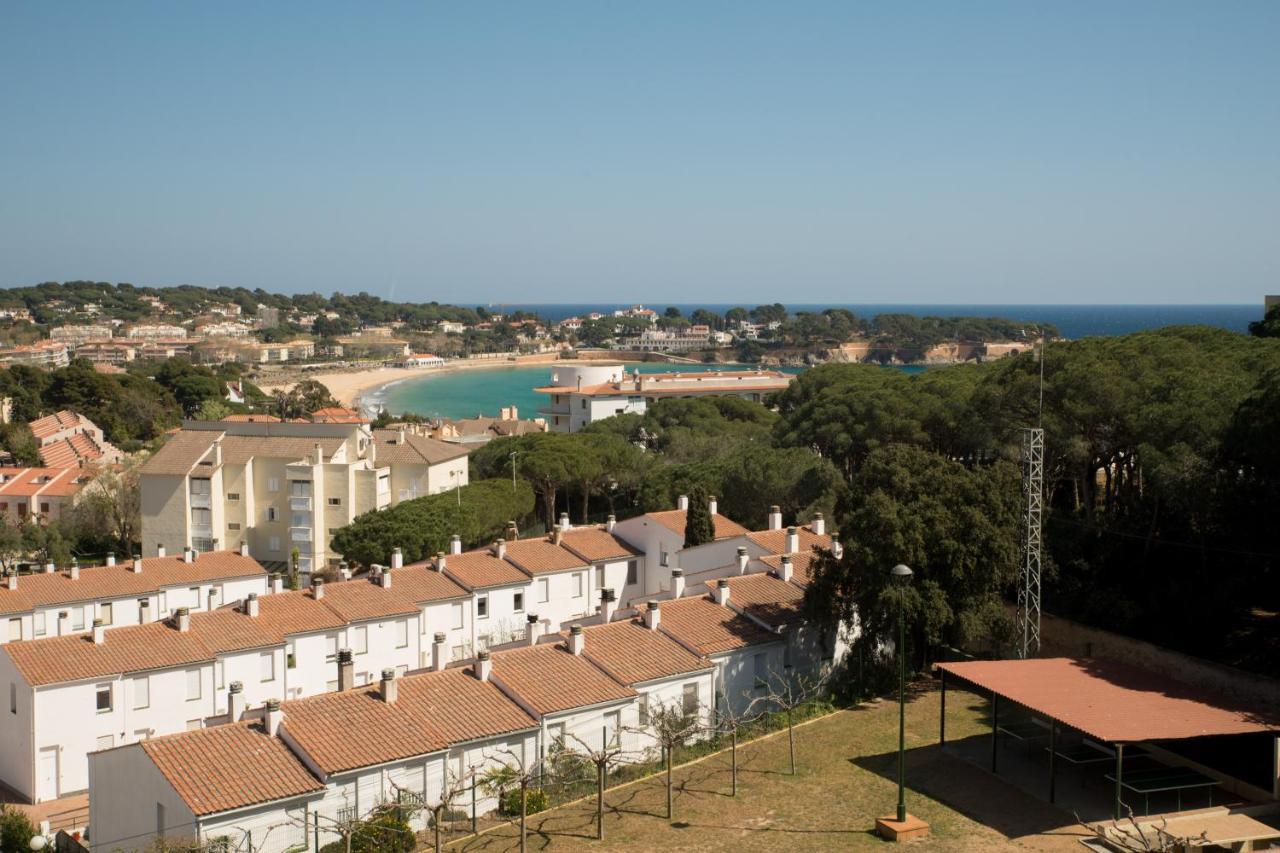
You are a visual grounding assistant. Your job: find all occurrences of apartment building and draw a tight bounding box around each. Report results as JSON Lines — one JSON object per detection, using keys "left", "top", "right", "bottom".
{"left": 139, "top": 420, "right": 468, "bottom": 571}
{"left": 73, "top": 340, "right": 138, "bottom": 366}
{"left": 0, "top": 467, "right": 94, "bottom": 524}
{"left": 535, "top": 364, "right": 793, "bottom": 432}
{"left": 29, "top": 410, "right": 124, "bottom": 468}
{"left": 48, "top": 325, "right": 112, "bottom": 346}
{"left": 126, "top": 324, "right": 188, "bottom": 340}
{"left": 0, "top": 341, "right": 70, "bottom": 369}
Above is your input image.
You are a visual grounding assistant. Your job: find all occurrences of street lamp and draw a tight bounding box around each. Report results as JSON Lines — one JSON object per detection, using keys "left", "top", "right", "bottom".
{"left": 450, "top": 471, "right": 461, "bottom": 507}
{"left": 890, "top": 563, "right": 913, "bottom": 823}
{"left": 29, "top": 835, "right": 47, "bottom": 851}
{"left": 509, "top": 451, "right": 519, "bottom": 493}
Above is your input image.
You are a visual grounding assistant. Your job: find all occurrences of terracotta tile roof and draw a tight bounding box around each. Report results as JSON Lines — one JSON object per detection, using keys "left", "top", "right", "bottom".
{"left": 254, "top": 591, "right": 347, "bottom": 641}
{"left": 219, "top": 435, "right": 344, "bottom": 466}
{"left": 39, "top": 432, "right": 106, "bottom": 468}
{"left": 315, "top": 577, "right": 419, "bottom": 623}
{"left": 282, "top": 687, "right": 447, "bottom": 774}
{"left": 188, "top": 608, "right": 281, "bottom": 654}
{"left": 577, "top": 619, "right": 712, "bottom": 686}
{"left": 710, "top": 573, "right": 803, "bottom": 629}
{"left": 140, "top": 721, "right": 323, "bottom": 815}
{"left": 220, "top": 414, "right": 281, "bottom": 423}
{"left": 429, "top": 551, "right": 530, "bottom": 590}
{"left": 645, "top": 509, "right": 750, "bottom": 541}
{"left": 0, "top": 467, "right": 88, "bottom": 498}
{"left": 0, "top": 551, "right": 266, "bottom": 616}
{"left": 760, "top": 551, "right": 818, "bottom": 587}
{"left": 28, "top": 411, "right": 83, "bottom": 441}
{"left": 395, "top": 667, "right": 537, "bottom": 745}
{"left": 140, "top": 430, "right": 220, "bottom": 475}
{"left": 533, "top": 371, "right": 792, "bottom": 398}
{"left": 490, "top": 642, "right": 635, "bottom": 716}
{"left": 657, "top": 595, "right": 779, "bottom": 656}
{"left": 936, "top": 658, "right": 1280, "bottom": 743}
{"left": 372, "top": 430, "right": 469, "bottom": 465}
{"left": 502, "top": 539, "right": 588, "bottom": 575}
{"left": 387, "top": 566, "right": 469, "bottom": 604}
{"left": 310, "top": 407, "right": 368, "bottom": 424}
{"left": 557, "top": 528, "right": 640, "bottom": 563}
{"left": 4, "top": 620, "right": 213, "bottom": 686}
{"left": 746, "top": 525, "right": 831, "bottom": 556}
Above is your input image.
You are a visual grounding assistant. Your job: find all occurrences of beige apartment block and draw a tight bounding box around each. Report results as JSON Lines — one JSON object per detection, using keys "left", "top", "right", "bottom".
{"left": 140, "top": 421, "right": 469, "bottom": 571}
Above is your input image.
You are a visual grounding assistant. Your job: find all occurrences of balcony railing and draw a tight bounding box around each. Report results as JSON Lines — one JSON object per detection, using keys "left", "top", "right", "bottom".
{"left": 189, "top": 493, "right": 212, "bottom": 509}
{"left": 289, "top": 496, "right": 312, "bottom": 511}
{"left": 289, "top": 526, "right": 312, "bottom": 543}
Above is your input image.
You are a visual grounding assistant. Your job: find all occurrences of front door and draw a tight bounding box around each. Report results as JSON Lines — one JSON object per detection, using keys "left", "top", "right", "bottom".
{"left": 38, "top": 747, "right": 58, "bottom": 800}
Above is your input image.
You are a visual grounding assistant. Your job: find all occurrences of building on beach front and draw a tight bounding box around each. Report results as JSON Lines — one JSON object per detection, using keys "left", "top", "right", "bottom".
{"left": 534, "top": 363, "right": 794, "bottom": 432}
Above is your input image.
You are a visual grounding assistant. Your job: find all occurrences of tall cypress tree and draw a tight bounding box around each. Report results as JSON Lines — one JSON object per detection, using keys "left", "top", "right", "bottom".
{"left": 684, "top": 486, "right": 716, "bottom": 548}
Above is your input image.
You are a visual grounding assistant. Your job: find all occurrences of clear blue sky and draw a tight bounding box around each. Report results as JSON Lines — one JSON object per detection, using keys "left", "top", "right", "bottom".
{"left": 1, "top": 2, "right": 1277, "bottom": 303}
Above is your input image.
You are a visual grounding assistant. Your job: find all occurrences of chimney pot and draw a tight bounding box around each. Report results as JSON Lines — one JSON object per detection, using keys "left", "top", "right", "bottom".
{"left": 228, "top": 681, "right": 246, "bottom": 721}
{"left": 768, "top": 506, "right": 783, "bottom": 530}
{"left": 599, "top": 588, "right": 618, "bottom": 623}
{"left": 156, "top": 544, "right": 166, "bottom": 558}
{"left": 92, "top": 618, "right": 105, "bottom": 644}
{"left": 239, "top": 540, "right": 250, "bottom": 557}
{"left": 176, "top": 607, "right": 191, "bottom": 632}
{"left": 670, "top": 568, "right": 685, "bottom": 599}
{"left": 43, "top": 561, "right": 55, "bottom": 574}
{"left": 434, "top": 552, "right": 447, "bottom": 572}
{"left": 105, "top": 553, "right": 116, "bottom": 567}
{"left": 337, "top": 648, "right": 354, "bottom": 691}
{"left": 380, "top": 669, "right": 398, "bottom": 704}
{"left": 811, "top": 513, "right": 825, "bottom": 536}
{"left": 270, "top": 573, "right": 283, "bottom": 594}
{"left": 736, "top": 546, "right": 749, "bottom": 574}
{"left": 432, "top": 632, "right": 447, "bottom": 671}
{"left": 526, "top": 613, "right": 541, "bottom": 645}
{"left": 714, "top": 578, "right": 731, "bottom": 607}
{"left": 829, "top": 532, "right": 843, "bottom": 560}
{"left": 4, "top": 572, "right": 15, "bottom": 591}
{"left": 246, "top": 593, "right": 260, "bottom": 618}
{"left": 264, "top": 698, "right": 283, "bottom": 736}
{"left": 57, "top": 610, "right": 69, "bottom": 636}
{"left": 644, "top": 600, "right": 661, "bottom": 631}
{"left": 312, "top": 578, "right": 325, "bottom": 599}
{"left": 475, "top": 650, "right": 492, "bottom": 682}
{"left": 132, "top": 554, "right": 143, "bottom": 573}
{"left": 494, "top": 538, "right": 506, "bottom": 559}
{"left": 450, "top": 534, "right": 462, "bottom": 555}
{"left": 379, "top": 568, "right": 392, "bottom": 590}
{"left": 677, "top": 494, "right": 689, "bottom": 511}
{"left": 606, "top": 514, "right": 616, "bottom": 532}
{"left": 184, "top": 547, "right": 194, "bottom": 564}
{"left": 568, "top": 623, "right": 585, "bottom": 655}
{"left": 391, "top": 547, "right": 404, "bottom": 570}
{"left": 69, "top": 562, "right": 80, "bottom": 581}
{"left": 708, "top": 495, "right": 718, "bottom": 516}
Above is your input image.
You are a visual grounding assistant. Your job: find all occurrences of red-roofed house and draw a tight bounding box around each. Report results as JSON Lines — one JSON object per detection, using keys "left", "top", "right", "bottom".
{"left": 28, "top": 411, "right": 123, "bottom": 468}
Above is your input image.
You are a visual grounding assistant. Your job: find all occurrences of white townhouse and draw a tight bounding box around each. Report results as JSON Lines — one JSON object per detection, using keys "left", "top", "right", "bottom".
{"left": 501, "top": 536, "right": 596, "bottom": 631}
{"left": 89, "top": 664, "right": 541, "bottom": 853}
{"left": 557, "top": 521, "right": 644, "bottom": 611}
{"left": 384, "top": 551, "right": 472, "bottom": 670}
{"left": 611, "top": 495, "right": 752, "bottom": 600}
{"left": 488, "top": 639, "right": 637, "bottom": 761}
{"left": 0, "top": 548, "right": 268, "bottom": 645}
{"left": 427, "top": 546, "right": 534, "bottom": 656}
{"left": 303, "top": 574, "right": 422, "bottom": 688}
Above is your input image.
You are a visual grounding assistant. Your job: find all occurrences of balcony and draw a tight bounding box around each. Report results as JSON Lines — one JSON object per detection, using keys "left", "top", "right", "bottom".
{"left": 289, "top": 496, "right": 312, "bottom": 512}
{"left": 189, "top": 493, "right": 212, "bottom": 509}
{"left": 289, "top": 526, "right": 312, "bottom": 543}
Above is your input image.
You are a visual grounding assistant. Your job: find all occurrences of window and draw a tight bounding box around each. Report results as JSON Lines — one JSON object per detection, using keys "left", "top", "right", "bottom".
{"left": 95, "top": 684, "right": 112, "bottom": 713}
{"left": 573, "top": 574, "right": 583, "bottom": 598}
{"left": 269, "top": 536, "right": 281, "bottom": 552}
{"left": 352, "top": 625, "right": 368, "bottom": 654}
{"left": 286, "top": 641, "right": 297, "bottom": 669}
{"left": 186, "top": 719, "right": 202, "bottom": 731}
{"left": 158, "top": 591, "right": 168, "bottom": 613}
{"left": 626, "top": 560, "right": 638, "bottom": 586}
{"left": 267, "top": 477, "right": 281, "bottom": 492}
{"left": 260, "top": 652, "right": 275, "bottom": 682}
{"left": 72, "top": 608, "right": 85, "bottom": 631}
{"left": 190, "top": 478, "right": 211, "bottom": 496}
{"left": 638, "top": 694, "right": 648, "bottom": 726}
{"left": 191, "top": 508, "right": 211, "bottom": 527}
{"left": 215, "top": 660, "right": 225, "bottom": 689}
{"left": 659, "top": 549, "right": 669, "bottom": 568}
{"left": 513, "top": 592, "right": 524, "bottom": 613}
{"left": 39, "top": 502, "right": 50, "bottom": 515}
{"left": 548, "top": 722, "right": 565, "bottom": 746}
{"left": 33, "top": 612, "right": 44, "bottom": 637}
{"left": 477, "top": 595, "right": 488, "bottom": 619}
{"left": 227, "top": 493, "right": 240, "bottom": 501}
{"left": 290, "top": 480, "right": 311, "bottom": 497}
{"left": 395, "top": 664, "right": 408, "bottom": 677}
{"left": 682, "top": 683, "right": 698, "bottom": 716}
{"left": 595, "top": 566, "right": 605, "bottom": 589}
{"left": 186, "top": 669, "right": 202, "bottom": 701}
{"left": 96, "top": 734, "right": 114, "bottom": 751}
{"left": 133, "top": 676, "right": 150, "bottom": 710}
{"left": 327, "top": 497, "right": 341, "bottom": 507}
{"left": 193, "top": 536, "right": 215, "bottom": 552}
{"left": 291, "top": 512, "right": 308, "bottom": 528}
{"left": 326, "top": 635, "right": 338, "bottom": 662}
{"left": 228, "top": 522, "right": 241, "bottom": 531}
{"left": 266, "top": 507, "right": 278, "bottom": 522}
{"left": 99, "top": 602, "right": 113, "bottom": 626}
{"left": 580, "top": 399, "right": 587, "bottom": 409}
{"left": 451, "top": 603, "right": 464, "bottom": 630}
{"left": 450, "top": 644, "right": 464, "bottom": 662}
{"left": 189, "top": 587, "right": 201, "bottom": 610}
{"left": 395, "top": 620, "right": 408, "bottom": 649}
{"left": 538, "top": 579, "right": 549, "bottom": 603}
{"left": 7, "top": 618, "right": 19, "bottom": 642}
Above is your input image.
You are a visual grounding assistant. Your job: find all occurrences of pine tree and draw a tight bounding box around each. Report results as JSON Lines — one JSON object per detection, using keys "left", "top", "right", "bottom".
{"left": 683, "top": 486, "right": 716, "bottom": 547}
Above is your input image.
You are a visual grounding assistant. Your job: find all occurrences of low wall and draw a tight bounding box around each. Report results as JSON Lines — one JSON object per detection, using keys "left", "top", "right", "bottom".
{"left": 1038, "top": 611, "right": 1280, "bottom": 712}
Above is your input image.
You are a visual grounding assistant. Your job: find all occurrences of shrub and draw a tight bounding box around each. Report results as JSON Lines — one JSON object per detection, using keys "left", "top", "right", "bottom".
{"left": 0, "top": 805, "right": 38, "bottom": 853}
{"left": 502, "top": 788, "right": 548, "bottom": 816}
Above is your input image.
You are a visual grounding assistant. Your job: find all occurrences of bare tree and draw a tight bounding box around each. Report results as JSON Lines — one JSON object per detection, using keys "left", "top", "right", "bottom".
{"left": 419, "top": 764, "right": 473, "bottom": 853}
{"left": 712, "top": 697, "right": 756, "bottom": 797}
{"left": 564, "top": 726, "right": 637, "bottom": 840}
{"left": 479, "top": 746, "right": 544, "bottom": 853}
{"left": 633, "top": 702, "right": 705, "bottom": 821}
{"left": 749, "top": 664, "right": 830, "bottom": 775}
{"left": 71, "top": 456, "right": 144, "bottom": 552}
{"left": 1080, "top": 809, "right": 1209, "bottom": 852}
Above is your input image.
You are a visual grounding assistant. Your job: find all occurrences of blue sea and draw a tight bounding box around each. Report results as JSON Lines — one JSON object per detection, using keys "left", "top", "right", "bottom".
{"left": 374, "top": 303, "right": 1260, "bottom": 419}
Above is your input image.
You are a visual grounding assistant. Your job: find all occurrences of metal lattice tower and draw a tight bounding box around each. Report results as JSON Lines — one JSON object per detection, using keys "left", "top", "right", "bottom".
{"left": 1017, "top": 427, "right": 1044, "bottom": 658}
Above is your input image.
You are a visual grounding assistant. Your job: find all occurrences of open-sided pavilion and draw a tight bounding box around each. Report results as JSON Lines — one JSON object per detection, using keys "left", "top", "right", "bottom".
{"left": 936, "top": 657, "right": 1280, "bottom": 821}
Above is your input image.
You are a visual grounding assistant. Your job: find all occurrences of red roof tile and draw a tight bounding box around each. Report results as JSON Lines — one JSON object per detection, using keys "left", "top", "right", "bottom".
{"left": 577, "top": 619, "right": 712, "bottom": 686}
{"left": 710, "top": 573, "right": 803, "bottom": 629}
{"left": 657, "top": 595, "right": 778, "bottom": 656}
{"left": 502, "top": 539, "right": 588, "bottom": 575}
{"left": 491, "top": 643, "right": 635, "bottom": 716}
{"left": 558, "top": 528, "right": 640, "bottom": 563}
{"left": 282, "top": 687, "right": 447, "bottom": 774}
{"left": 427, "top": 551, "right": 530, "bottom": 590}
{"left": 645, "top": 510, "right": 749, "bottom": 541}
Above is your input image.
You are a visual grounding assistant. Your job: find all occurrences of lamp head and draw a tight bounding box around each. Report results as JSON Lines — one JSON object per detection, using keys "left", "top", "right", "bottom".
{"left": 890, "top": 564, "right": 913, "bottom": 585}
{"left": 29, "top": 836, "right": 47, "bottom": 851}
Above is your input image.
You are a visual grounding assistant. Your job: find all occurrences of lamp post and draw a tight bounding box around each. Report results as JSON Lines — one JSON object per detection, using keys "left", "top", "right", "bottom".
{"left": 509, "top": 451, "right": 519, "bottom": 493}
{"left": 451, "top": 471, "right": 461, "bottom": 507}
{"left": 891, "top": 563, "right": 912, "bottom": 822}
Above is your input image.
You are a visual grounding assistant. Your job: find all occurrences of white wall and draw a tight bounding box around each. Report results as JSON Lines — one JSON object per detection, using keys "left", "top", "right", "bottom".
{"left": 0, "top": 654, "right": 33, "bottom": 801}
{"left": 711, "top": 641, "right": 787, "bottom": 717}
{"left": 528, "top": 569, "right": 593, "bottom": 631}
{"left": 472, "top": 581, "right": 533, "bottom": 651}
{"left": 89, "top": 743, "right": 197, "bottom": 851}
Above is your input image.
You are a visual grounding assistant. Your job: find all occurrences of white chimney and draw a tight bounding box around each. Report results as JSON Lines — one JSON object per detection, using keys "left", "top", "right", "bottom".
{"left": 379, "top": 569, "right": 392, "bottom": 590}
{"left": 105, "top": 553, "right": 116, "bottom": 567}
{"left": 270, "top": 573, "right": 283, "bottom": 594}
{"left": 830, "top": 532, "right": 844, "bottom": 560}
{"left": 526, "top": 614, "right": 541, "bottom": 646}
{"left": 312, "top": 578, "right": 325, "bottom": 599}
{"left": 670, "top": 569, "right": 685, "bottom": 599}
{"left": 239, "top": 540, "right": 250, "bottom": 557}
{"left": 432, "top": 632, "right": 447, "bottom": 671}
{"left": 397, "top": 428, "right": 406, "bottom": 445}
{"left": 184, "top": 547, "right": 195, "bottom": 564}
{"left": 228, "top": 681, "right": 245, "bottom": 721}
{"left": 450, "top": 535, "right": 462, "bottom": 555}
{"left": 314, "top": 442, "right": 324, "bottom": 465}
{"left": 391, "top": 547, "right": 404, "bottom": 570}
{"left": 139, "top": 599, "right": 150, "bottom": 621}
{"left": 558, "top": 513, "right": 571, "bottom": 532}
{"left": 43, "top": 561, "right": 54, "bottom": 574}
{"left": 337, "top": 649, "right": 354, "bottom": 691}
{"left": 779, "top": 555, "right": 794, "bottom": 583}
{"left": 212, "top": 439, "right": 223, "bottom": 467}
{"left": 599, "top": 588, "right": 617, "bottom": 623}
{"left": 606, "top": 514, "right": 616, "bottom": 532}
{"left": 132, "top": 555, "right": 143, "bottom": 573}
{"left": 380, "top": 668, "right": 398, "bottom": 704}
{"left": 69, "top": 561, "right": 80, "bottom": 581}
{"left": 568, "top": 624, "right": 585, "bottom": 655}
{"left": 434, "top": 552, "right": 447, "bottom": 573}
{"left": 245, "top": 593, "right": 260, "bottom": 618}
{"left": 264, "top": 698, "right": 283, "bottom": 737}
{"left": 708, "top": 495, "right": 718, "bottom": 516}
{"left": 768, "top": 506, "right": 783, "bottom": 530}
{"left": 57, "top": 611, "right": 69, "bottom": 636}
{"left": 677, "top": 494, "right": 689, "bottom": 511}
{"left": 493, "top": 538, "right": 507, "bottom": 559}
{"left": 475, "top": 650, "right": 492, "bottom": 682}
{"left": 644, "top": 600, "right": 661, "bottom": 631}
{"left": 786, "top": 526, "right": 800, "bottom": 555}
{"left": 736, "top": 546, "right": 749, "bottom": 575}
{"left": 338, "top": 562, "right": 351, "bottom": 581}
{"left": 811, "top": 513, "right": 825, "bottom": 536}
{"left": 176, "top": 607, "right": 191, "bottom": 632}
{"left": 92, "top": 618, "right": 105, "bottom": 644}
{"left": 714, "top": 578, "right": 731, "bottom": 607}
{"left": 157, "top": 544, "right": 166, "bottom": 558}
{"left": 4, "top": 573, "right": 15, "bottom": 591}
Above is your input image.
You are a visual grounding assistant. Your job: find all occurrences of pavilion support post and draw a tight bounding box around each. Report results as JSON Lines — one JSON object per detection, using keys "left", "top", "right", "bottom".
{"left": 991, "top": 693, "right": 999, "bottom": 773}
{"left": 1048, "top": 721, "right": 1057, "bottom": 803}
{"left": 1114, "top": 743, "right": 1125, "bottom": 820}
{"left": 939, "top": 671, "right": 946, "bottom": 746}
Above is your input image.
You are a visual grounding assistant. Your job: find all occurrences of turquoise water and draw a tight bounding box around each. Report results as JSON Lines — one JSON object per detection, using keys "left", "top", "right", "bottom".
{"left": 370, "top": 362, "right": 922, "bottom": 420}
